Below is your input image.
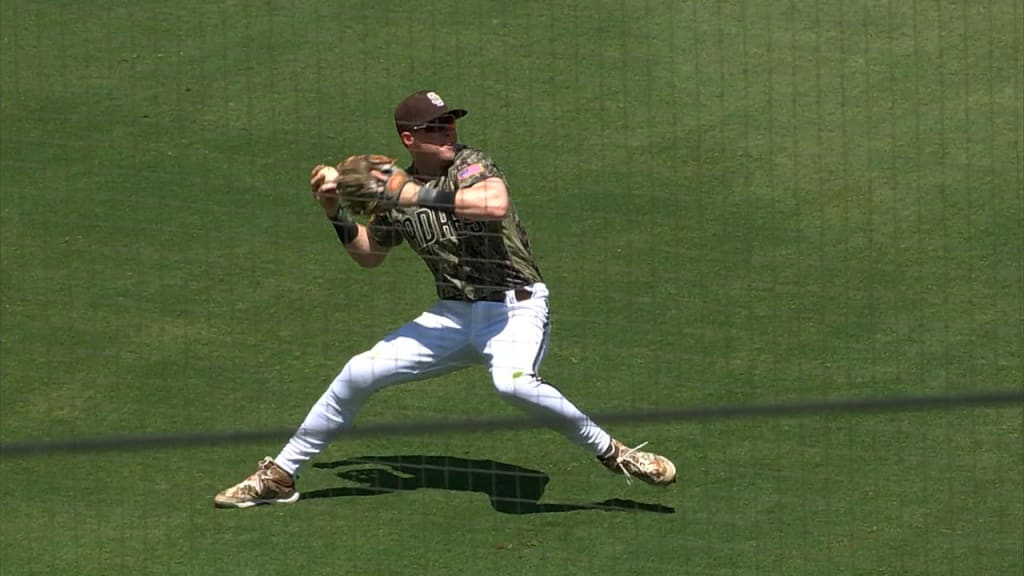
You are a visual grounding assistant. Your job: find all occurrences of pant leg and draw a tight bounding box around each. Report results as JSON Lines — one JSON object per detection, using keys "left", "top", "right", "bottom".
{"left": 275, "top": 301, "right": 475, "bottom": 476}
{"left": 476, "top": 284, "right": 612, "bottom": 456}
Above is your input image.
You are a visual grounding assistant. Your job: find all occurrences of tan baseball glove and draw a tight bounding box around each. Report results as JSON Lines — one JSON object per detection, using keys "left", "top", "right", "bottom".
{"left": 333, "top": 154, "right": 411, "bottom": 215}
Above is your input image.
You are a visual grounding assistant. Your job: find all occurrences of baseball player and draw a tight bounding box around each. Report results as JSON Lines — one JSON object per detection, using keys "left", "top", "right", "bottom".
{"left": 214, "top": 90, "right": 675, "bottom": 508}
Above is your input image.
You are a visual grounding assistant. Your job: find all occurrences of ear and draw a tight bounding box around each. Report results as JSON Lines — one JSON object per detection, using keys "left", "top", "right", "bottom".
{"left": 400, "top": 131, "right": 415, "bottom": 148}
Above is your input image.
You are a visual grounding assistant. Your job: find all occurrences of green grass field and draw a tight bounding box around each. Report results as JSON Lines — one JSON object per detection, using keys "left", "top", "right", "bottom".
{"left": 2, "top": 1, "right": 1022, "bottom": 574}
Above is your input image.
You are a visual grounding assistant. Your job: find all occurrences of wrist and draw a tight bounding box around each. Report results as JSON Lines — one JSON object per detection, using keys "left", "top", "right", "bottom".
{"left": 415, "top": 182, "right": 458, "bottom": 209}
{"left": 322, "top": 200, "right": 342, "bottom": 219}
{"left": 328, "top": 206, "right": 359, "bottom": 245}
{"left": 395, "top": 180, "right": 419, "bottom": 206}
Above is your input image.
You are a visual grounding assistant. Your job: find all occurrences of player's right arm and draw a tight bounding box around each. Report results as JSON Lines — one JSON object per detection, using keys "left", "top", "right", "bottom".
{"left": 316, "top": 201, "right": 393, "bottom": 268}
{"left": 311, "top": 164, "right": 392, "bottom": 268}
{"left": 335, "top": 216, "right": 390, "bottom": 268}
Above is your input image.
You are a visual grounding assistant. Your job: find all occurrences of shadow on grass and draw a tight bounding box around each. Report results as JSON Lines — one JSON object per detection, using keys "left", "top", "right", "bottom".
{"left": 304, "top": 455, "right": 675, "bottom": 515}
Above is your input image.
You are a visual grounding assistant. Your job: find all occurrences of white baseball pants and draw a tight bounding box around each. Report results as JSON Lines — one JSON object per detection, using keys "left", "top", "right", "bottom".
{"left": 275, "top": 283, "right": 612, "bottom": 476}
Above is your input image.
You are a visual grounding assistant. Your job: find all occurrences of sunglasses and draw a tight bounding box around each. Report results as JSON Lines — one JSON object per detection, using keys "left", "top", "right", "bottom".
{"left": 412, "top": 116, "right": 456, "bottom": 133}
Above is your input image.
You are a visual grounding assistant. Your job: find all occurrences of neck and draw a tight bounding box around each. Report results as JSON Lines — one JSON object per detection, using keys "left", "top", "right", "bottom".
{"left": 410, "top": 154, "right": 451, "bottom": 180}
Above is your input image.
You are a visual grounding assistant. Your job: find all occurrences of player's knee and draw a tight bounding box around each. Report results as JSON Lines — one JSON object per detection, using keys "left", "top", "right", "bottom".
{"left": 491, "top": 369, "right": 538, "bottom": 400}
{"left": 334, "top": 352, "right": 379, "bottom": 393}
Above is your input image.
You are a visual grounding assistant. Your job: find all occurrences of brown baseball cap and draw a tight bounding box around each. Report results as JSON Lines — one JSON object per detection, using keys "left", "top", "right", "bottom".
{"left": 394, "top": 90, "right": 468, "bottom": 132}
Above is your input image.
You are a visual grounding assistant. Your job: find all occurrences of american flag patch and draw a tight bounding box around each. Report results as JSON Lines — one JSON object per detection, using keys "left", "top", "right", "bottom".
{"left": 457, "top": 163, "right": 484, "bottom": 183}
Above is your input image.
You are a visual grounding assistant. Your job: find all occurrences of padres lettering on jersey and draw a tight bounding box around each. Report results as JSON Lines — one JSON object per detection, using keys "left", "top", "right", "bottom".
{"left": 368, "top": 145, "right": 543, "bottom": 300}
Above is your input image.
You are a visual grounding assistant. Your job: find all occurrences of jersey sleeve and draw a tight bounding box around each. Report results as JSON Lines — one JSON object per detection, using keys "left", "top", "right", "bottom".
{"left": 451, "top": 148, "right": 504, "bottom": 190}
{"left": 367, "top": 212, "right": 405, "bottom": 248}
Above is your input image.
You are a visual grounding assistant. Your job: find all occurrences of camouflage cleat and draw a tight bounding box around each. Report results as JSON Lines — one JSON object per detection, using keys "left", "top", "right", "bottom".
{"left": 599, "top": 440, "right": 677, "bottom": 486}
{"left": 214, "top": 457, "right": 300, "bottom": 508}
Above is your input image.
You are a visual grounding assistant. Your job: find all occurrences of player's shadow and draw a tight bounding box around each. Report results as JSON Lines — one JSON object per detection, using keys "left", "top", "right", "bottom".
{"left": 303, "top": 455, "right": 675, "bottom": 515}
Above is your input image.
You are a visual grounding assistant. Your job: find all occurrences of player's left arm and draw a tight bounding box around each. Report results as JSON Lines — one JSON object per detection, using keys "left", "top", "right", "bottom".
{"left": 386, "top": 176, "right": 506, "bottom": 220}
{"left": 448, "top": 177, "right": 508, "bottom": 220}
{"left": 375, "top": 159, "right": 509, "bottom": 221}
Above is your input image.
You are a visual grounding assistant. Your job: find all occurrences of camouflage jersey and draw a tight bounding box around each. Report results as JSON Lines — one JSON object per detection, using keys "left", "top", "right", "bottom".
{"left": 367, "top": 145, "right": 543, "bottom": 301}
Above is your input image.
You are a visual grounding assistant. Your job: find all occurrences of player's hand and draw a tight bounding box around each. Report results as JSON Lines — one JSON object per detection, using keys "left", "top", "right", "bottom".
{"left": 370, "top": 165, "right": 413, "bottom": 205}
{"left": 333, "top": 154, "right": 403, "bottom": 215}
{"left": 311, "top": 164, "right": 341, "bottom": 216}
{"left": 311, "top": 164, "right": 340, "bottom": 198}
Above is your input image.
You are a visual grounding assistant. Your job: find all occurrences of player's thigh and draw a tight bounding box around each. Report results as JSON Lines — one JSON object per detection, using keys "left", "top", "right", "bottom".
{"left": 359, "top": 301, "right": 477, "bottom": 386}
{"left": 478, "top": 297, "right": 551, "bottom": 375}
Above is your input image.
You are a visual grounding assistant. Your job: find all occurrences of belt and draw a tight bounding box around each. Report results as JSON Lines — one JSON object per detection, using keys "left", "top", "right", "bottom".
{"left": 482, "top": 288, "right": 533, "bottom": 303}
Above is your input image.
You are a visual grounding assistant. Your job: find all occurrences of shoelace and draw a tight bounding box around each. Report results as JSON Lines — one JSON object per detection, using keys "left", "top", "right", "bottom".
{"left": 238, "top": 462, "right": 274, "bottom": 497}
{"left": 610, "top": 441, "right": 649, "bottom": 485}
